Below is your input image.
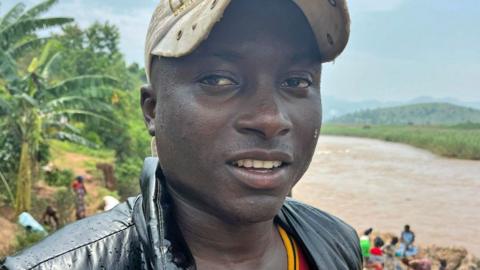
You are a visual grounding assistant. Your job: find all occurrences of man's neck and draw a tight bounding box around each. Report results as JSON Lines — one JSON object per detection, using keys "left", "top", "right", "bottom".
{"left": 168, "top": 189, "right": 286, "bottom": 270}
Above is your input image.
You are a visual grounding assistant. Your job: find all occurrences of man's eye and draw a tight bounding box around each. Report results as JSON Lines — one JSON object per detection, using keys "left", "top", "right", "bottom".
{"left": 200, "top": 75, "right": 237, "bottom": 86}
{"left": 281, "top": 78, "right": 312, "bottom": 88}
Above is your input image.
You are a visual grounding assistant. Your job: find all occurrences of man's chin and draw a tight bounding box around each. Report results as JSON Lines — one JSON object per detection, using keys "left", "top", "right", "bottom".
{"left": 219, "top": 195, "right": 286, "bottom": 225}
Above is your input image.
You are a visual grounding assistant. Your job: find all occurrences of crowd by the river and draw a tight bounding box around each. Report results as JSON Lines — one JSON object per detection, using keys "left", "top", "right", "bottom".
{"left": 361, "top": 225, "right": 447, "bottom": 270}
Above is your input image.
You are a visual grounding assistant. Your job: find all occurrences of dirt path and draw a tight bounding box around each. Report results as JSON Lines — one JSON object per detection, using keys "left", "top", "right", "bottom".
{"left": 293, "top": 135, "right": 480, "bottom": 256}
{"left": 0, "top": 217, "right": 16, "bottom": 257}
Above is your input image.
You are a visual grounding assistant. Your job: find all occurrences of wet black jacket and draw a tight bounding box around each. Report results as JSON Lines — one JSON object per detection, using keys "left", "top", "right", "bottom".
{"left": 2, "top": 158, "right": 362, "bottom": 270}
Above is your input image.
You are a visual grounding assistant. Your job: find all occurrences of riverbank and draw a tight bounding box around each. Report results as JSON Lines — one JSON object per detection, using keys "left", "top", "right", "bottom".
{"left": 321, "top": 124, "right": 480, "bottom": 160}
{"left": 293, "top": 135, "right": 480, "bottom": 257}
{"left": 372, "top": 231, "right": 479, "bottom": 269}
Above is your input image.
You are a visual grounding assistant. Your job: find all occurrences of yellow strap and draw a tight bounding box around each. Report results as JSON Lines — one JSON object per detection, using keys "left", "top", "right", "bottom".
{"left": 278, "top": 225, "right": 299, "bottom": 270}
{"left": 292, "top": 235, "right": 300, "bottom": 270}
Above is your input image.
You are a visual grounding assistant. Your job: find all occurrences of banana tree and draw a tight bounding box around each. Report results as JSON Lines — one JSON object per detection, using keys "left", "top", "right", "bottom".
{"left": 1, "top": 38, "right": 117, "bottom": 213}
{"left": 1, "top": 0, "right": 73, "bottom": 55}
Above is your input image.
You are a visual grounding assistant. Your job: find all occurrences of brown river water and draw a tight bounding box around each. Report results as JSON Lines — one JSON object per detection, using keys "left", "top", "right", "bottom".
{"left": 293, "top": 136, "right": 480, "bottom": 256}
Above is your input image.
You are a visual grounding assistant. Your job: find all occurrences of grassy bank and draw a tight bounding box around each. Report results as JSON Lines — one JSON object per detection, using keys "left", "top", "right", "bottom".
{"left": 49, "top": 140, "right": 115, "bottom": 173}
{"left": 321, "top": 124, "right": 480, "bottom": 160}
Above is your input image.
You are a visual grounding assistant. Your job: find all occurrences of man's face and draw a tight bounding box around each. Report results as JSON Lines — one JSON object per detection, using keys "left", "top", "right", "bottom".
{"left": 143, "top": 0, "right": 322, "bottom": 224}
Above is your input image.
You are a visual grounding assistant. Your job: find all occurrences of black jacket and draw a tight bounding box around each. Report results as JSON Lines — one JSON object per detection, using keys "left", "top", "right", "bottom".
{"left": 2, "top": 158, "right": 362, "bottom": 270}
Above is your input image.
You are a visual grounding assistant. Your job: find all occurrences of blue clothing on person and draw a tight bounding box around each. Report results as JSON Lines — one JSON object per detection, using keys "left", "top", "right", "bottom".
{"left": 402, "top": 231, "right": 414, "bottom": 245}
{"left": 18, "top": 212, "right": 47, "bottom": 235}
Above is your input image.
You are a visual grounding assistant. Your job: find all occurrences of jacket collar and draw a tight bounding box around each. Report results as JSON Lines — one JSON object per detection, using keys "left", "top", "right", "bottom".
{"left": 133, "top": 157, "right": 179, "bottom": 270}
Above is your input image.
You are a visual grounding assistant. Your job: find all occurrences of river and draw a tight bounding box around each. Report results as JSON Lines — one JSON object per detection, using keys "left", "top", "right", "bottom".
{"left": 293, "top": 135, "right": 480, "bottom": 256}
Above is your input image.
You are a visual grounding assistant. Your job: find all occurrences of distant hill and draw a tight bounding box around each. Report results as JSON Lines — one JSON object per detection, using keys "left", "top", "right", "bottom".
{"left": 327, "top": 103, "right": 480, "bottom": 125}
{"left": 322, "top": 96, "right": 480, "bottom": 120}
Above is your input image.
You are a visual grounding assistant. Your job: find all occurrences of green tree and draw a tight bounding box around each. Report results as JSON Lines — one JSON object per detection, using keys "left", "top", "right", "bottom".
{"left": 0, "top": 0, "right": 73, "bottom": 57}
{"left": 52, "top": 22, "right": 150, "bottom": 162}
{"left": 0, "top": 0, "right": 73, "bottom": 207}
{"left": 1, "top": 39, "right": 117, "bottom": 213}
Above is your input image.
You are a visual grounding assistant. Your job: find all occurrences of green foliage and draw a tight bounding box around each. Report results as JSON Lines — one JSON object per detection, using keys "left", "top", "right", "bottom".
{"left": 53, "top": 187, "right": 75, "bottom": 226}
{"left": 0, "top": 127, "right": 21, "bottom": 182}
{"left": 329, "top": 103, "right": 480, "bottom": 125}
{"left": 116, "top": 158, "right": 141, "bottom": 200}
{"left": 1, "top": 17, "right": 73, "bottom": 51}
{"left": 1, "top": 1, "right": 151, "bottom": 211}
{"left": 14, "top": 230, "right": 46, "bottom": 252}
{"left": 0, "top": 0, "right": 72, "bottom": 52}
{"left": 49, "top": 140, "right": 114, "bottom": 160}
{"left": 0, "top": 169, "right": 15, "bottom": 204}
{"left": 51, "top": 22, "right": 150, "bottom": 164}
{"left": 95, "top": 187, "right": 120, "bottom": 200}
{"left": 0, "top": 1, "right": 119, "bottom": 212}
{"left": 44, "top": 168, "right": 74, "bottom": 187}
{"left": 322, "top": 124, "right": 480, "bottom": 160}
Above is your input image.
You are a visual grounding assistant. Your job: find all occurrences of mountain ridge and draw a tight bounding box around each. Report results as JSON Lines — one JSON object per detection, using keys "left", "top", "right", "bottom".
{"left": 327, "top": 102, "right": 480, "bottom": 125}
{"left": 322, "top": 96, "right": 480, "bottom": 120}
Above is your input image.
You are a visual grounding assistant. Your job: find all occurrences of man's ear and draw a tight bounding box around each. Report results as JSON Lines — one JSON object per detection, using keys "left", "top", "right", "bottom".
{"left": 140, "top": 84, "right": 156, "bottom": 136}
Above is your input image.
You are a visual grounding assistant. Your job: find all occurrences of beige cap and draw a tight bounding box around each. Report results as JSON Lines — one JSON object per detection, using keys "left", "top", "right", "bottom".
{"left": 145, "top": 0, "right": 350, "bottom": 82}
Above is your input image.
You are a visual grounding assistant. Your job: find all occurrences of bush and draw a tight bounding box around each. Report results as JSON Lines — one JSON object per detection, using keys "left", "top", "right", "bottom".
{"left": 44, "top": 168, "right": 74, "bottom": 187}
{"left": 116, "top": 158, "right": 141, "bottom": 200}
{"left": 54, "top": 187, "right": 75, "bottom": 226}
{"left": 15, "top": 230, "right": 46, "bottom": 252}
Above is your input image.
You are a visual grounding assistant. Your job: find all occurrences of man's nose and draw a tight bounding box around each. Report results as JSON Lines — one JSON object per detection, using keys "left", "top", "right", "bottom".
{"left": 234, "top": 95, "right": 292, "bottom": 140}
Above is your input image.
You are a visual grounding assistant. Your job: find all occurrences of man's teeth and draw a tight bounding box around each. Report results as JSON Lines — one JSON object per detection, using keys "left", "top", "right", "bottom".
{"left": 234, "top": 159, "right": 282, "bottom": 169}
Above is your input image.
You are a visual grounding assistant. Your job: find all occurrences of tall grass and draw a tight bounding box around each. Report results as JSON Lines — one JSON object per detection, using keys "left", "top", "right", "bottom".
{"left": 321, "top": 124, "right": 480, "bottom": 160}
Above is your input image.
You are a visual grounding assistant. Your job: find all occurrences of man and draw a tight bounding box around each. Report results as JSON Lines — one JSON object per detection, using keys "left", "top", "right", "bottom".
{"left": 401, "top": 225, "right": 415, "bottom": 248}
{"left": 383, "top": 237, "right": 399, "bottom": 270}
{"left": 401, "top": 224, "right": 416, "bottom": 256}
{"left": 402, "top": 258, "right": 432, "bottom": 270}
{"left": 41, "top": 205, "right": 60, "bottom": 231}
{"left": 2, "top": 0, "right": 361, "bottom": 269}
{"left": 360, "top": 228, "right": 373, "bottom": 263}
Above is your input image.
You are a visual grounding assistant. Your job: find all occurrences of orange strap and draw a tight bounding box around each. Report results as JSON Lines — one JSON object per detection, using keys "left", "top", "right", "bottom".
{"left": 278, "top": 225, "right": 300, "bottom": 270}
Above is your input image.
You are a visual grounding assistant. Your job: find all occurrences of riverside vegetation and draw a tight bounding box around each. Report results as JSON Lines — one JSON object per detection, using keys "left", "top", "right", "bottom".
{"left": 0, "top": 0, "right": 149, "bottom": 258}
{"left": 324, "top": 103, "right": 480, "bottom": 160}
{"left": 322, "top": 124, "right": 480, "bottom": 160}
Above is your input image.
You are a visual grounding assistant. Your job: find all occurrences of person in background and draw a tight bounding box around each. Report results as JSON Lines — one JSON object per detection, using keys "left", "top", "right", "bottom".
{"left": 439, "top": 259, "right": 447, "bottom": 270}
{"left": 383, "top": 237, "right": 399, "bottom": 270}
{"left": 361, "top": 228, "right": 374, "bottom": 264}
{"left": 370, "top": 236, "right": 385, "bottom": 265}
{"left": 402, "top": 257, "right": 432, "bottom": 270}
{"left": 401, "top": 225, "right": 416, "bottom": 251}
{"left": 71, "top": 176, "right": 87, "bottom": 220}
{"left": 41, "top": 205, "right": 59, "bottom": 231}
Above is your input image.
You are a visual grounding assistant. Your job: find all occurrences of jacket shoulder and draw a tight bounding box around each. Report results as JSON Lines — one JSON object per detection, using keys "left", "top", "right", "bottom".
{"left": 2, "top": 197, "right": 143, "bottom": 270}
{"left": 283, "top": 198, "right": 357, "bottom": 236}
{"left": 281, "top": 199, "right": 363, "bottom": 270}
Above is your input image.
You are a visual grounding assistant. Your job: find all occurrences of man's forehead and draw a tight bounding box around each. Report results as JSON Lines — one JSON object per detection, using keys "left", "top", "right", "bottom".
{"left": 185, "top": 48, "right": 322, "bottom": 68}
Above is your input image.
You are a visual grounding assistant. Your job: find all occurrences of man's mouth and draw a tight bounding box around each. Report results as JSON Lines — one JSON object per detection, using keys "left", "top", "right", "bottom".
{"left": 231, "top": 159, "right": 283, "bottom": 170}
{"left": 226, "top": 150, "right": 292, "bottom": 190}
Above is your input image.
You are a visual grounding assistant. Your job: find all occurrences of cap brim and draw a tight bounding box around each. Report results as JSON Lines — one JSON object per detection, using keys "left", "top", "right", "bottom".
{"left": 145, "top": 0, "right": 349, "bottom": 82}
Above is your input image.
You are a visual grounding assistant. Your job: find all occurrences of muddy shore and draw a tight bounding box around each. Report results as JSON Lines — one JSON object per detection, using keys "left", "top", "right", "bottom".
{"left": 293, "top": 135, "right": 480, "bottom": 257}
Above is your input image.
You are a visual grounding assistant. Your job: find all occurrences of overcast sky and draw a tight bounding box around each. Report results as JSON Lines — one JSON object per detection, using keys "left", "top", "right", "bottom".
{"left": 2, "top": 0, "right": 479, "bottom": 102}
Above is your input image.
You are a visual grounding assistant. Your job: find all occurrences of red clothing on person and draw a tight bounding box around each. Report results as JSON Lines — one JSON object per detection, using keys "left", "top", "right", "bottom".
{"left": 298, "top": 246, "right": 310, "bottom": 270}
{"left": 72, "top": 181, "right": 80, "bottom": 190}
{"left": 370, "top": 247, "right": 383, "bottom": 256}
